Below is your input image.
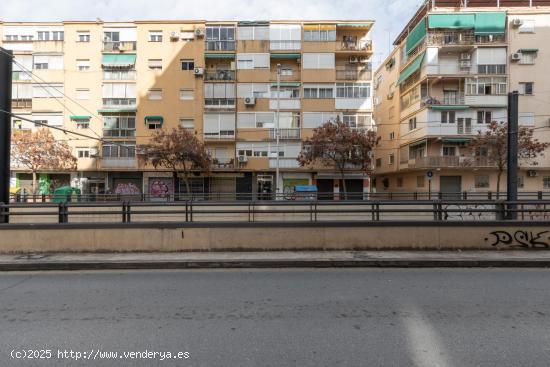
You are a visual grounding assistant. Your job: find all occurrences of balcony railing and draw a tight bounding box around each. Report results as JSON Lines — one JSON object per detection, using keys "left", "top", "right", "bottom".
{"left": 103, "top": 129, "right": 136, "bottom": 138}
{"left": 211, "top": 158, "right": 235, "bottom": 169}
{"left": 205, "top": 41, "right": 236, "bottom": 51}
{"left": 422, "top": 95, "right": 466, "bottom": 107}
{"left": 335, "top": 67, "right": 372, "bottom": 81}
{"left": 11, "top": 99, "right": 32, "bottom": 109}
{"left": 269, "top": 128, "right": 301, "bottom": 140}
{"left": 427, "top": 32, "right": 505, "bottom": 47}
{"left": 270, "top": 40, "right": 301, "bottom": 51}
{"left": 102, "top": 41, "right": 137, "bottom": 52}
{"left": 103, "top": 70, "right": 136, "bottom": 80}
{"left": 205, "top": 70, "right": 236, "bottom": 81}
{"left": 270, "top": 71, "right": 301, "bottom": 81}
{"left": 269, "top": 158, "right": 300, "bottom": 169}
{"left": 203, "top": 131, "right": 235, "bottom": 140}
{"left": 457, "top": 121, "right": 473, "bottom": 135}
{"left": 337, "top": 40, "right": 372, "bottom": 52}
{"left": 408, "top": 156, "right": 495, "bottom": 169}
{"left": 204, "top": 99, "right": 236, "bottom": 109}
{"left": 102, "top": 98, "right": 136, "bottom": 108}
{"left": 100, "top": 157, "right": 137, "bottom": 169}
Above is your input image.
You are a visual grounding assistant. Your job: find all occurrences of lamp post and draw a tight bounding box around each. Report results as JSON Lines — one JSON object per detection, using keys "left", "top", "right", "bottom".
{"left": 275, "top": 63, "right": 281, "bottom": 198}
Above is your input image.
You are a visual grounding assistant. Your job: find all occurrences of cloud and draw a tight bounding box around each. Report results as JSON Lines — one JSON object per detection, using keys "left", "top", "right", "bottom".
{"left": 0, "top": 0, "right": 421, "bottom": 63}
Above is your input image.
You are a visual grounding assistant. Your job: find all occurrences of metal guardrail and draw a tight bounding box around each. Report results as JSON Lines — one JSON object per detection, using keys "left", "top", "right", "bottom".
{"left": 1, "top": 199, "right": 549, "bottom": 224}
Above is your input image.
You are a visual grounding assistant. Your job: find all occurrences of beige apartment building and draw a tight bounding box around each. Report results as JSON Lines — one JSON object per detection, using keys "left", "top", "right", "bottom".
{"left": 0, "top": 20, "right": 375, "bottom": 199}
{"left": 373, "top": 0, "right": 550, "bottom": 195}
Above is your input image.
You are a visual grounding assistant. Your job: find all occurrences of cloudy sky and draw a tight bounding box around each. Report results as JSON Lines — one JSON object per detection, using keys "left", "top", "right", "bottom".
{"left": 0, "top": 0, "right": 423, "bottom": 66}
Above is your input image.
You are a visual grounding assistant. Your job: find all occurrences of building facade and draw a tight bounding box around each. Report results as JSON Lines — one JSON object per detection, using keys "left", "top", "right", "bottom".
{"left": 0, "top": 20, "right": 374, "bottom": 199}
{"left": 373, "top": 0, "right": 550, "bottom": 195}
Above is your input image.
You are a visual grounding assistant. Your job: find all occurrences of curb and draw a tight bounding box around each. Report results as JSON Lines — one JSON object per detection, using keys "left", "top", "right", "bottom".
{"left": 1, "top": 259, "right": 550, "bottom": 271}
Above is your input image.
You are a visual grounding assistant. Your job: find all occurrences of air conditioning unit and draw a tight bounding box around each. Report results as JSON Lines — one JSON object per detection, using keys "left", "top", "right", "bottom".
{"left": 244, "top": 97, "right": 256, "bottom": 106}
{"left": 89, "top": 148, "right": 98, "bottom": 157}
{"left": 528, "top": 170, "right": 538, "bottom": 177}
{"left": 349, "top": 56, "right": 359, "bottom": 63}
{"left": 511, "top": 53, "right": 522, "bottom": 61}
{"left": 387, "top": 91, "right": 394, "bottom": 100}
{"left": 194, "top": 67, "right": 204, "bottom": 76}
{"left": 170, "top": 31, "right": 179, "bottom": 40}
{"left": 512, "top": 19, "right": 524, "bottom": 27}
{"left": 194, "top": 28, "right": 205, "bottom": 37}
{"left": 238, "top": 155, "right": 248, "bottom": 163}
{"left": 359, "top": 56, "right": 369, "bottom": 63}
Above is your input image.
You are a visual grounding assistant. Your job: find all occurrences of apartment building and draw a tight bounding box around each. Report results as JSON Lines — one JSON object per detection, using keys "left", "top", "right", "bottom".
{"left": 373, "top": 0, "right": 550, "bottom": 195}
{"left": 0, "top": 20, "right": 374, "bottom": 199}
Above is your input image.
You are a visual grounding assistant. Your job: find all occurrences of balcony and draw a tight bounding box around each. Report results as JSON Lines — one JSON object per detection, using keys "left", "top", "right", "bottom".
{"left": 205, "top": 70, "right": 236, "bottom": 82}
{"left": 464, "top": 95, "right": 507, "bottom": 107}
{"left": 425, "top": 63, "right": 472, "bottom": 76}
{"left": 103, "top": 70, "right": 136, "bottom": 80}
{"left": 335, "top": 67, "right": 372, "bottom": 81}
{"left": 422, "top": 95, "right": 466, "bottom": 107}
{"left": 408, "top": 156, "right": 494, "bottom": 169}
{"left": 204, "top": 131, "right": 235, "bottom": 141}
{"left": 336, "top": 40, "right": 372, "bottom": 52}
{"left": 211, "top": 158, "right": 235, "bottom": 169}
{"left": 427, "top": 32, "right": 505, "bottom": 47}
{"left": 270, "top": 70, "right": 301, "bottom": 82}
{"left": 269, "top": 158, "right": 300, "bottom": 169}
{"left": 269, "top": 99, "right": 301, "bottom": 110}
{"left": 100, "top": 157, "right": 137, "bottom": 169}
{"left": 102, "top": 41, "right": 137, "bottom": 52}
{"left": 205, "top": 41, "right": 236, "bottom": 51}
{"left": 102, "top": 98, "right": 136, "bottom": 109}
{"left": 103, "top": 129, "right": 136, "bottom": 138}
{"left": 270, "top": 40, "right": 301, "bottom": 51}
{"left": 11, "top": 99, "right": 32, "bottom": 110}
{"left": 204, "top": 98, "right": 236, "bottom": 109}
{"left": 269, "top": 128, "right": 301, "bottom": 140}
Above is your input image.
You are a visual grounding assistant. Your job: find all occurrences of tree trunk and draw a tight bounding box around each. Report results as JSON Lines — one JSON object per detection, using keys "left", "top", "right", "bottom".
{"left": 340, "top": 170, "right": 347, "bottom": 201}
{"left": 183, "top": 173, "right": 191, "bottom": 199}
{"left": 172, "top": 170, "right": 178, "bottom": 201}
{"left": 32, "top": 170, "right": 37, "bottom": 203}
{"left": 496, "top": 169, "right": 502, "bottom": 200}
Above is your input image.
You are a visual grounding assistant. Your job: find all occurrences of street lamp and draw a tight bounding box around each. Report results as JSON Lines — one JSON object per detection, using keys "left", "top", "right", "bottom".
{"left": 275, "top": 63, "right": 281, "bottom": 198}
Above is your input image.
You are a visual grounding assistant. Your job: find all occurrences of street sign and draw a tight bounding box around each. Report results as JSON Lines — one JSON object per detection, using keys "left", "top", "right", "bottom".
{"left": 426, "top": 170, "right": 434, "bottom": 180}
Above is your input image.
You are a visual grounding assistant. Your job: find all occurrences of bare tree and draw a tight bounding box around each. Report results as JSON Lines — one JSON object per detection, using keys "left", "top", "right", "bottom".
{"left": 298, "top": 119, "right": 377, "bottom": 199}
{"left": 11, "top": 129, "right": 77, "bottom": 198}
{"left": 469, "top": 121, "right": 550, "bottom": 198}
{"left": 139, "top": 127, "right": 211, "bottom": 196}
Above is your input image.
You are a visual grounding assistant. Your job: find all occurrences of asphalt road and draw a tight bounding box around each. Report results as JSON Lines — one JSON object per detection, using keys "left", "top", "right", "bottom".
{"left": 1, "top": 269, "right": 550, "bottom": 367}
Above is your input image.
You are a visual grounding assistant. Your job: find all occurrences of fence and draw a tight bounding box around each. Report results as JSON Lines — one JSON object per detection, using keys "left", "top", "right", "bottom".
{"left": 2, "top": 199, "right": 550, "bottom": 225}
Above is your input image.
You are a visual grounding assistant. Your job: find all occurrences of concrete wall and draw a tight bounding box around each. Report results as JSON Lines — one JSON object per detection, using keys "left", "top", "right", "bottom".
{"left": 0, "top": 223, "right": 548, "bottom": 253}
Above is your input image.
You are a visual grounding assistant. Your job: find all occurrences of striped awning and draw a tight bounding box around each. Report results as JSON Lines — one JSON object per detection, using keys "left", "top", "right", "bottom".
{"left": 70, "top": 115, "right": 91, "bottom": 120}
{"left": 270, "top": 53, "right": 301, "bottom": 59}
{"left": 205, "top": 53, "right": 236, "bottom": 59}
{"left": 101, "top": 54, "right": 136, "bottom": 68}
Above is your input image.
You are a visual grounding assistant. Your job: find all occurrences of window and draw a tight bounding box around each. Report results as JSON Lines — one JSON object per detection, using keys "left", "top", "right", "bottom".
{"left": 519, "top": 20, "right": 535, "bottom": 33}
{"left": 475, "top": 175, "right": 490, "bottom": 189}
{"left": 466, "top": 77, "right": 507, "bottom": 95}
{"left": 37, "top": 31, "right": 50, "bottom": 41}
{"left": 302, "top": 53, "right": 335, "bottom": 69}
{"left": 147, "top": 89, "right": 162, "bottom": 101}
{"left": 146, "top": 118, "right": 163, "bottom": 130}
{"left": 442, "top": 146, "right": 457, "bottom": 156}
{"left": 204, "top": 83, "right": 236, "bottom": 107}
{"left": 206, "top": 26, "right": 236, "bottom": 51}
{"left": 179, "top": 89, "right": 194, "bottom": 100}
{"left": 518, "top": 176, "right": 524, "bottom": 189}
{"left": 269, "top": 24, "right": 301, "bottom": 50}
{"left": 33, "top": 55, "right": 63, "bottom": 70}
{"left": 77, "top": 148, "right": 91, "bottom": 158}
{"left": 34, "top": 62, "right": 48, "bottom": 70}
{"left": 102, "top": 142, "right": 136, "bottom": 158}
{"left": 303, "top": 112, "right": 340, "bottom": 128}
{"left": 477, "top": 64, "right": 506, "bottom": 75}
{"left": 343, "top": 113, "right": 372, "bottom": 129}
{"left": 237, "top": 83, "right": 270, "bottom": 99}
{"left": 52, "top": 31, "right": 64, "bottom": 41}
{"left": 34, "top": 120, "right": 48, "bottom": 127}
{"left": 519, "top": 52, "right": 536, "bottom": 65}
{"left": 397, "top": 177, "right": 403, "bottom": 188}
{"left": 75, "top": 118, "right": 90, "bottom": 129}
{"left": 389, "top": 154, "right": 395, "bottom": 165}
{"left": 475, "top": 146, "right": 488, "bottom": 157}
{"left": 77, "top": 32, "right": 90, "bottom": 42}
{"left": 375, "top": 158, "right": 382, "bottom": 168}
{"left": 544, "top": 177, "right": 550, "bottom": 189}
{"left": 441, "top": 111, "right": 456, "bottom": 124}
{"left": 181, "top": 59, "right": 195, "bottom": 70}
{"left": 76, "top": 88, "right": 90, "bottom": 100}
{"left": 519, "top": 112, "right": 535, "bottom": 126}
{"left": 148, "top": 59, "right": 163, "bottom": 70}
{"left": 408, "top": 117, "right": 417, "bottom": 131}
{"left": 417, "top": 176, "right": 425, "bottom": 188}
{"left": 76, "top": 59, "right": 90, "bottom": 71}
{"left": 270, "top": 86, "right": 300, "bottom": 99}
{"left": 477, "top": 111, "right": 492, "bottom": 124}
{"left": 237, "top": 26, "right": 269, "bottom": 40}
{"left": 103, "top": 115, "right": 136, "bottom": 138}
{"left": 180, "top": 118, "right": 194, "bottom": 129}
{"left": 389, "top": 132, "right": 395, "bottom": 140}
{"left": 303, "top": 84, "right": 334, "bottom": 99}
{"left": 236, "top": 53, "right": 269, "bottom": 69}
{"left": 303, "top": 25, "right": 336, "bottom": 42}
{"left": 32, "top": 83, "right": 64, "bottom": 98}
{"left": 336, "top": 83, "right": 371, "bottom": 99}
{"left": 519, "top": 82, "right": 534, "bottom": 95}
{"left": 149, "top": 31, "right": 163, "bottom": 42}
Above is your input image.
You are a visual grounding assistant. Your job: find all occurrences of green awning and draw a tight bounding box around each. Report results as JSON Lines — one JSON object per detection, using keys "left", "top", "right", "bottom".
{"left": 270, "top": 53, "right": 301, "bottom": 59}
{"left": 98, "top": 108, "right": 137, "bottom": 113}
{"left": 145, "top": 116, "right": 164, "bottom": 123}
{"left": 205, "top": 53, "right": 236, "bottom": 59}
{"left": 397, "top": 51, "right": 425, "bottom": 86}
{"left": 474, "top": 12, "right": 506, "bottom": 35}
{"left": 409, "top": 139, "right": 427, "bottom": 148}
{"left": 238, "top": 21, "right": 269, "bottom": 26}
{"left": 428, "top": 13, "right": 475, "bottom": 29}
{"left": 519, "top": 48, "right": 539, "bottom": 53}
{"left": 431, "top": 105, "right": 469, "bottom": 110}
{"left": 70, "top": 115, "right": 92, "bottom": 120}
{"left": 270, "top": 82, "right": 301, "bottom": 87}
{"left": 406, "top": 18, "right": 427, "bottom": 55}
{"left": 442, "top": 138, "right": 471, "bottom": 143}
{"left": 101, "top": 54, "right": 136, "bottom": 68}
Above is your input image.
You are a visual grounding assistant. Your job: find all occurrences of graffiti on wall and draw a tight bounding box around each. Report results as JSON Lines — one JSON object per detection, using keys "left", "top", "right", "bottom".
{"left": 444, "top": 204, "right": 495, "bottom": 221}
{"left": 486, "top": 230, "right": 550, "bottom": 248}
{"left": 149, "top": 178, "right": 173, "bottom": 199}
{"left": 114, "top": 183, "right": 141, "bottom": 195}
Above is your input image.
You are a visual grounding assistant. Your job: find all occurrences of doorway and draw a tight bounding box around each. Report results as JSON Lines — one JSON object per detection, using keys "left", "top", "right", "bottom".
{"left": 440, "top": 176, "right": 462, "bottom": 200}
{"left": 257, "top": 175, "right": 273, "bottom": 200}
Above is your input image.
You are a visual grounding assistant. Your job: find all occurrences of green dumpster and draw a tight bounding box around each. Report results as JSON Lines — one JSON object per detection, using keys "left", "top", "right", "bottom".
{"left": 52, "top": 186, "right": 81, "bottom": 203}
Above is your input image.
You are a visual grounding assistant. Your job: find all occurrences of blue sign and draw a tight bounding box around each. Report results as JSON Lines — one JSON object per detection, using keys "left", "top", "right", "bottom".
{"left": 427, "top": 170, "right": 434, "bottom": 179}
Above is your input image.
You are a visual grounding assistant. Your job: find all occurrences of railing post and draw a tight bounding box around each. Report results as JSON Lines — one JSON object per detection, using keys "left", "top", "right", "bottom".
{"left": 538, "top": 191, "right": 543, "bottom": 200}
{"left": 189, "top": 200, "right": 193, "bottom": 222}
{"left": 433, "top": 202, "right": 438, "bottom": 221}
{"left": 314, "top": 201, "right": 318, "bottom": 222}
{"left": 463, "top": 191, "right": 467, "bottom": 200}
{"left": 414, "top": 192, "right": 418, "bottom": 201}
{"left": 0, "top": 202, "right": 8, "bottom": 223}
{"left": 438, "top": 192, "right": 443, "bottom": 200}
{"left": 376, "top": 202, "right": 380, "bottom": 221}
{"left": 248, "top": 201, "right": 251, "bottom": 222}
{"left": 495, "top": 201, "right": 506, "bottom": 221}
{"left": 488, "top": 191, "right": 492, "bottom": 200}
{"left": 41, "top": 194, "right": 46, "bottom": 203}
{"left": 185, "top": 201, "right": 189, "bottom": 222}
{"left": 58, "top": 202, "right": 68, "bottom": 223}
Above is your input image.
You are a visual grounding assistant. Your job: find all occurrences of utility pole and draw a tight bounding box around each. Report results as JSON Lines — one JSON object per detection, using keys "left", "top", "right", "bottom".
{"left": 275, "top": 63, "right": 281, "bottom": 199}
{"left": 507, "top": 91, "right": 519, "bottom": 220}
{"left": 0, "top": 48, "right": 13, "bottom": 222}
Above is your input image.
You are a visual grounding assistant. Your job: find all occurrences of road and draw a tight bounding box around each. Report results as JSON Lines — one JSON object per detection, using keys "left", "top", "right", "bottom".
{"left": 1, "top": 269, "right": 550, "bottom": 366}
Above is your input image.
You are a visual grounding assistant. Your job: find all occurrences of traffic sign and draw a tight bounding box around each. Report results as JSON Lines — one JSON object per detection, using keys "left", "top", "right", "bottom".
{"left": 427, "top": 170, "right": 434, "bottom": 180}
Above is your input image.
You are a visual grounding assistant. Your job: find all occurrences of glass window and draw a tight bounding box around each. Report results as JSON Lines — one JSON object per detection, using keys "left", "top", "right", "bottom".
{"left": 442, "top": 146, "right": 457, "bottom": 156}
{"left": 149, "top": 31, "right": 163, "bottom": 42}
{"left": 181, "top": 60, "right": 195, "bottom": 70}
{"left": 180, "top": 89, "right": 194, "bottom": 100}
{"left": 148, "top": 59, "right": 163, "bottom": 70}
{"left": 475, "top": 175, "right": 490, "bottom": 189}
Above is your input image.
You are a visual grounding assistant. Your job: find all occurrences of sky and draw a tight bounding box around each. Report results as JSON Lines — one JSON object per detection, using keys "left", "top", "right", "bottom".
{"left": 0, "top": 0, "right": 423, "bottom": 67}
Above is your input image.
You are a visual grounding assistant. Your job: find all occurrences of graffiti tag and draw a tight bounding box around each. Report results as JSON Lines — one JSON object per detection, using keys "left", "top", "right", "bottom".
{"left": 486, "top": 230, "right": 550, "bottom": 248}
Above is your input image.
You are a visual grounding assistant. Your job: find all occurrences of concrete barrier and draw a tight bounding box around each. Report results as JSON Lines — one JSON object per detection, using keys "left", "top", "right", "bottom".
{"left": 0, "top": 222, "right": 549, "bottom": 253}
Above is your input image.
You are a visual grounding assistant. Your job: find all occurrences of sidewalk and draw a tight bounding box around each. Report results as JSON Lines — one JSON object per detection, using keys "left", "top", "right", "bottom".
{"left": 1, "top": 251, "right": 550, "bottom": 271}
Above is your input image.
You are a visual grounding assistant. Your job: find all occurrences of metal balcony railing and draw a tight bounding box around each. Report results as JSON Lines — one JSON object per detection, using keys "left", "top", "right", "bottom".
{"left": 335, "top": 67, "right": 372, "bottom": 81}
{"left": 102, "top": 98, "right": 136, "bottom": 108}
{"left": 408, "top": 156, "right": 495, "bottom": 169}
{"left": 270, "top": 71, "right": 301, "bottom": 81}
{"left": 11, "top": 99, "right": 32, "bottom": 109}
{"left": 204, "top": 70, "right": 236, "bottom": 81}
{"left": 211, "top": 158, "right": 235, "bottom": 169}
{"left": 421, "top": 95, "right": 466, "bottom": 107}
{"left": 102, "top": 41, "right": 137, "bottom": 52}
{"left": 205, "top": 41, "right": 236, "bottom": 51}
{"left": 270, "top": 40, "right": 301, "bottom": 50}
{"left": 337, "top": 40, "right": 372, "bottom": 51}
{"left": 203, "top": 131, "right": 235, "bottom": 140}
{"left": 103, "top": 129, "right": 136, "bottom": 138}
{"left": 269, "top": 128, "right": 301, "bottom": 140}
{"left": 427, "top": 32, "right": 505, "bottom": 47}
{"left": 103, "top": 70, "right": 136, "bottom": 80}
